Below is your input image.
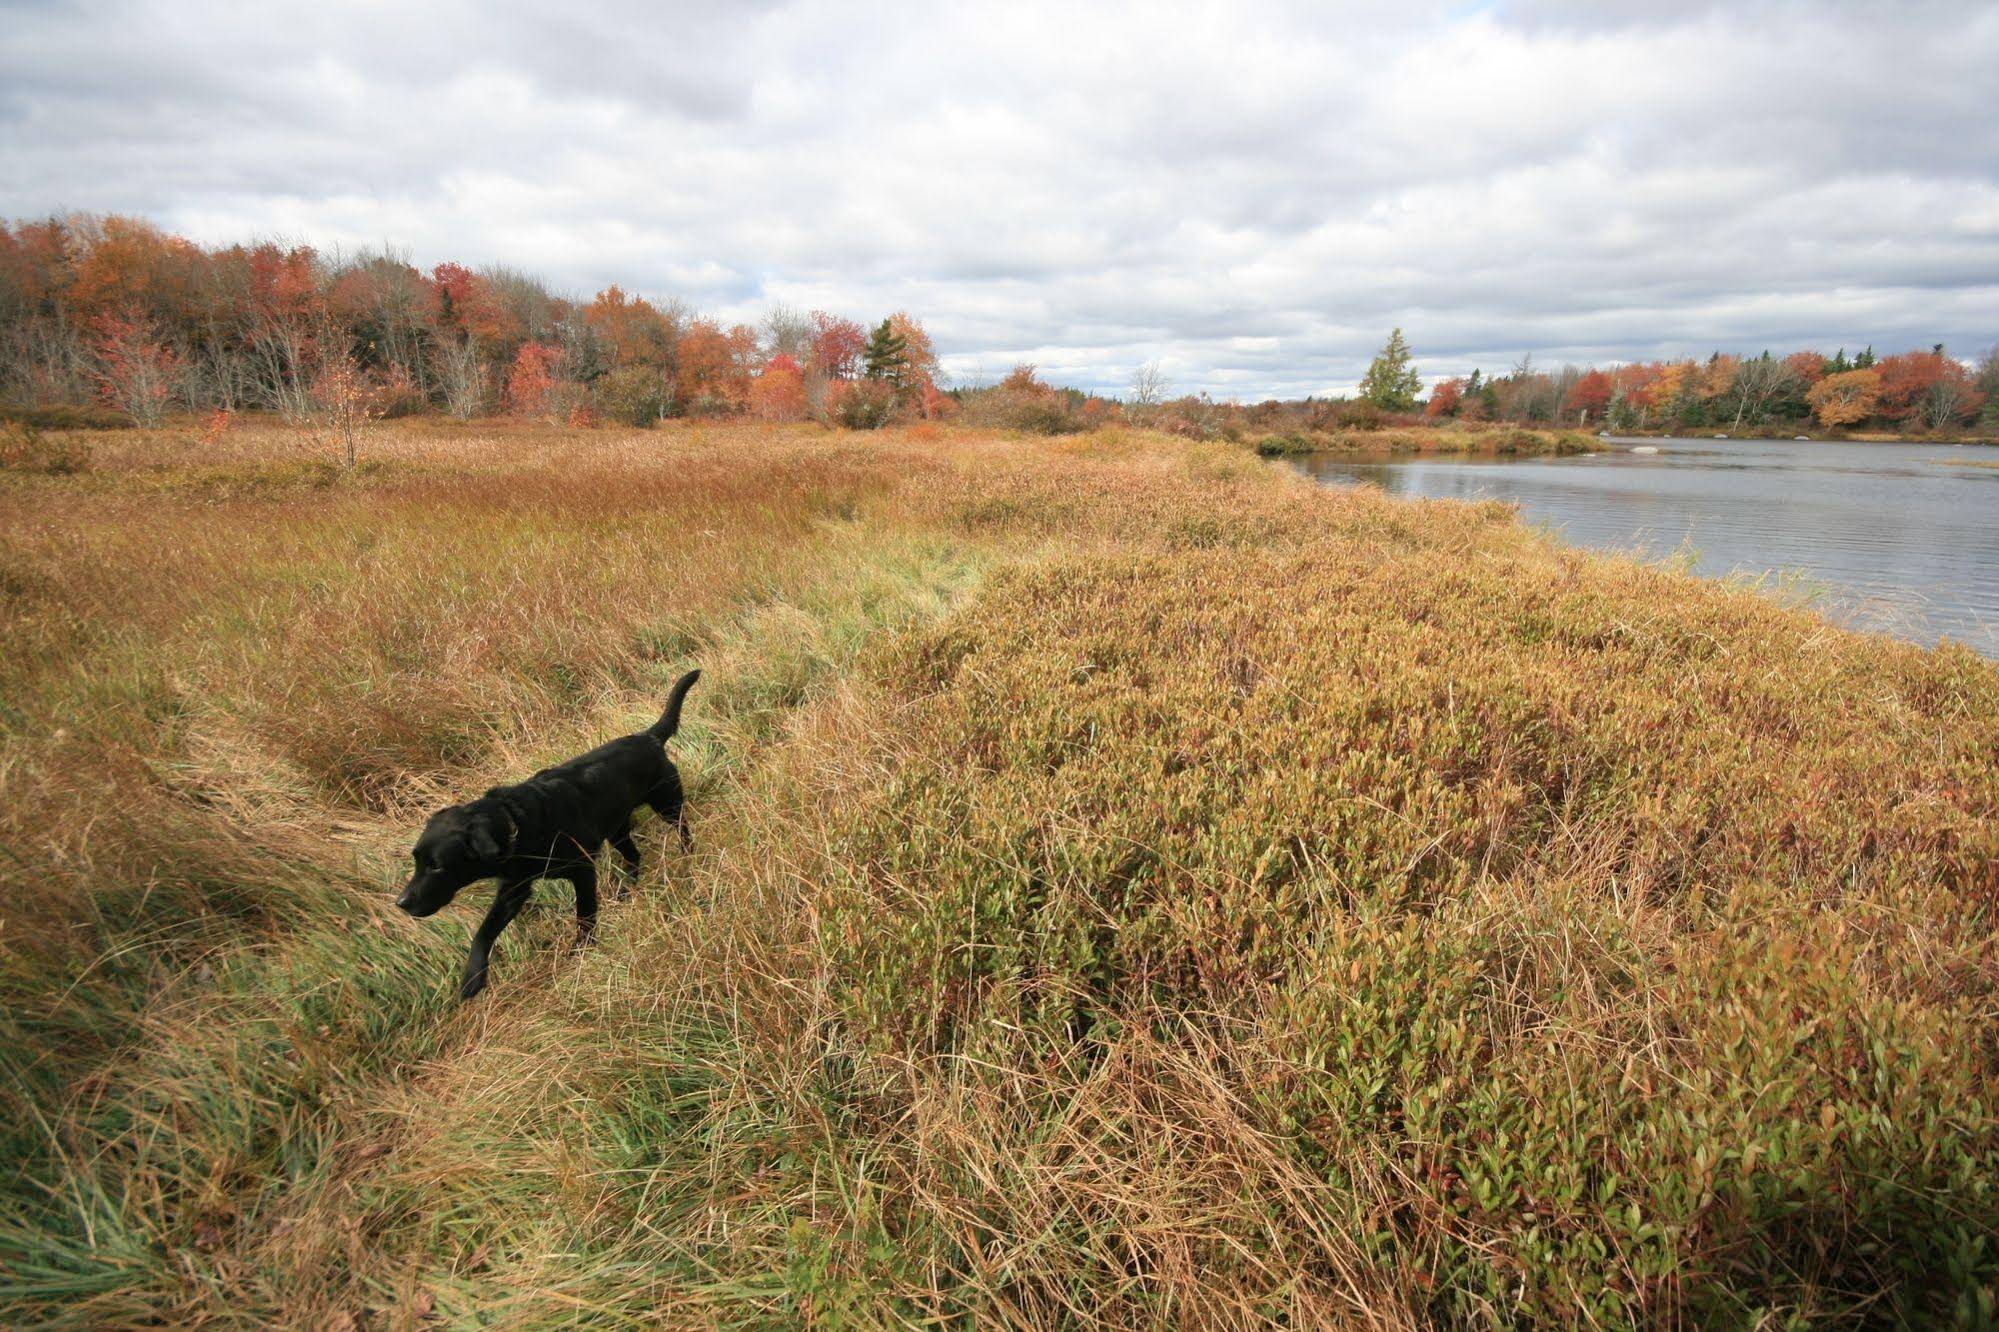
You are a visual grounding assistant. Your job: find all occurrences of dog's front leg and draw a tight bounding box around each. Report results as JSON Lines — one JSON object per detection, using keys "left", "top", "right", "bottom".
{"left": 462, "top": 879, "right": 533, "bottom": 999}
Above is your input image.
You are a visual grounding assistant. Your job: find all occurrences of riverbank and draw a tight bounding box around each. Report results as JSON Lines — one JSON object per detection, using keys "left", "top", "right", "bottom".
{"left": 1254, "top": 423, "right": 1600, "bottom": 458}
{"left": 1603, "top": 423, "right": 1999, "bottom": 446}
{"left": 4, "top": 421, "right": 1996, "bottom": 1326}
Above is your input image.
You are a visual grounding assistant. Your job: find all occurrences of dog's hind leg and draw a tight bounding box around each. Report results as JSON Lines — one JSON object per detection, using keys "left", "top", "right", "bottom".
{"left": 462, "top": 879, "right": 534, "bottom": 1000}
{"left": 569, "top": 860, "right": 600, "bottom": 944}
{"left": 649, "top": 790, "right": 691, "bottom": 851}
{"left": 610, "top": 822, "right": 641, "bottom": 875}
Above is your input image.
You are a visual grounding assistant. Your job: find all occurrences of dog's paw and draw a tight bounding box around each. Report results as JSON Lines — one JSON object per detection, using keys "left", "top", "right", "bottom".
{"left": 459, "top": 967, "right": 489, "bottom": 1000}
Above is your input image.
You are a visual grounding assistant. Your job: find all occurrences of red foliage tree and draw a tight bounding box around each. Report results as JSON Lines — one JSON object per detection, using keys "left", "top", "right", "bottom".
{"left": 430, "top": 262, "right": 519, "bottom": 356}
{"left": 1875, "top": 351, "right": 1947, "bottom": 421}
{"left": 91, "top": 312, "right": 180, "bottom": 426}
{"left": 1424, "top": 377, "right": 1464, "bottom": 418}
{"left": 1564, "top": 369, "right": 1614, "bottom": 423}
{"left": 808, "top": 311, "right": 867, "bottom": 381}
{"left": 1783, "top": 351, "right": 1828, "bottom": 387}
{"left": 504, "top": 342, "right": 564, "bottom": 418}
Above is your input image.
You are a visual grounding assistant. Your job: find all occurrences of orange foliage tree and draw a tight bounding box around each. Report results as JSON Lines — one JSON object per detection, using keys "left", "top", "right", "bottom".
{"left": 750, "top": 353, "right": 807, "bottom": 422}
{"left": 675, "top": 320, "right": 755, "bottom": 411}
{"left": 1806, "top": 369, "right": 1882, "bottom": 428}
{"left": 504, "top": 342, "right": 564, "bottom": 418}
{"left": 582, "top": 284, "right": 677, "bottom": 370}
{"left": 309, "top": 349, "right": 382, "bottom": 467}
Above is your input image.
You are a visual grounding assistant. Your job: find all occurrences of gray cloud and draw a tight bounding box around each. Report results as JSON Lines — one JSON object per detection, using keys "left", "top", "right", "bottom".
{"left": 2, "top": 0, "right": 1994, "bottom": 395}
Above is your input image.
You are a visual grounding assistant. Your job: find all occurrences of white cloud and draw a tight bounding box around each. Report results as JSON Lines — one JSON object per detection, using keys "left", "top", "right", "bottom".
{"left": 1, "top": 0, "right": 1994, "bottom": 395}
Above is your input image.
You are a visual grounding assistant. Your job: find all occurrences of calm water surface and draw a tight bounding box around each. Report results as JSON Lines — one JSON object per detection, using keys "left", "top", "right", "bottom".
{"left": 1288, "top": 437, "right": 1999, "bottom": 656}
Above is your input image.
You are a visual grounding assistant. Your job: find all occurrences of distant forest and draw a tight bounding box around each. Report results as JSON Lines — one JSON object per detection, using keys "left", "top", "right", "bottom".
{"left": 1415, "top": 344, "right": 1996, "bottom": 434}
{"left": 3, "top": 215, "right": 1993, "bottom": 438}
{"left": 0, "top": 214, "right": 944, "bottom": 430}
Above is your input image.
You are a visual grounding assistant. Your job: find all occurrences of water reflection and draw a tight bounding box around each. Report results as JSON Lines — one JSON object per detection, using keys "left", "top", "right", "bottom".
{"left": 1287, "top": 437, "right": 1999, "bottom": 656}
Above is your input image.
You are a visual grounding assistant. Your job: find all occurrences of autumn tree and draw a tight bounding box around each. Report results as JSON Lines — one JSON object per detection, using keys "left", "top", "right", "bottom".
{"left": 1783, "top": 350, "right": 1828, "bottom": 387}
{"left": 1873, "top": 351, "right": 1947, "bottom": 422}
{"left": 1358, "top": 328, "right": 1421, "bottom": 411}
{"left": 430, "top": 262, "right": 520, "bottom": 361}
{"left": 91, "top": 312, "right": 180, "bottom": 427}
{"left": 1424, "top": 377, "right": 1464, "bottom": 418}
{"left": 1915, "top": 357, "right": 1985, "bottom": 429}
{"left": 1805, "top": 369, "right": 1881, "bottom": 429}
{"left": 809, "top": 311, "right": 867, "bottom": 381}
{"left": 583, "top": 284, "right": 677, "bottom": 371}
{"left": 675, "top": 320, "right": 756, "bottom": 412}
{"left": 505, "top": 342, "right": 564, "bottom": 418}
{"left": 328, "top": 251, "right": 432, "bottom": 396}
{"left": 1563, "top": 369, "right": 1614, "bottom": 423}
{"left": 245, "top": 243, "right": 330, "bottom": 420}
{"left": 886, "top": 312, "right": 938, "bottom": 388}
{"left": 308, "top": 348, "right": 381, "bottom": 468}
{"left": 750, "top": 354, "right": 807, "bottom": 422}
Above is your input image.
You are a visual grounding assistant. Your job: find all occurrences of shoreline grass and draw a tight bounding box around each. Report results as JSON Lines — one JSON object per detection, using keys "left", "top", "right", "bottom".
{"left": 1253, "top": 424, "right": 1601, "bottom": 458}
{"left": 2, "top": 420, "right": 1996, "bottom": 1326}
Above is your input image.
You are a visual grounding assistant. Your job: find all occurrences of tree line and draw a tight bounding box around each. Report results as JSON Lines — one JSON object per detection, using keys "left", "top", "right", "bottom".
{"left": 8, "top": 215, "right": 1993, "bottom": 440}
{"left": 0, "top": 214, "right": 942, "bottom": 430}
{"left": 1357, "top": 330, "right": 1999, "bottom": 435}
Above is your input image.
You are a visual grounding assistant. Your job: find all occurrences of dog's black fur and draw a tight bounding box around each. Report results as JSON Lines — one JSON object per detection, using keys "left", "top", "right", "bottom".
{"left": 396, "top": 669, "right": 699, "bottom": 998}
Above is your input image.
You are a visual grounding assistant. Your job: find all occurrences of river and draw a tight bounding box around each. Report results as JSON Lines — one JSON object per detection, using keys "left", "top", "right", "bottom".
{"left": 1286, "top": 436, "right": 1999, "bottom": 656}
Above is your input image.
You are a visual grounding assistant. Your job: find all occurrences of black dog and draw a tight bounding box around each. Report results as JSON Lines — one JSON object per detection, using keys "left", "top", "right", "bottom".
{"left": 396, "top": 669, "right": 700, "bottom": 998}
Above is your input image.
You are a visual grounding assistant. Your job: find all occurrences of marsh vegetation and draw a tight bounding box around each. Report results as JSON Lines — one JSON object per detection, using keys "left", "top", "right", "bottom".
{"left": 3, "top": 419, "right": 1996, "bottom": 1326}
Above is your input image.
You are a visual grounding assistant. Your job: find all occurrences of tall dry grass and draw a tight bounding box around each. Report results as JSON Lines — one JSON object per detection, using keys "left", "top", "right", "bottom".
{"left": 1, "top": 418, "right": 1995, "bottom": 1327}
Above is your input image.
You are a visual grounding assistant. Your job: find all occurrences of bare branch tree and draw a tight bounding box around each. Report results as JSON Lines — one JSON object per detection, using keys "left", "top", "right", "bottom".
{"left": 1127, "top": 360, "right": 1169, "bottom": 421}
{"left": 436, "top": 339, "right": 489, "bottom": 419}
{"left": 1727, "top": 352, "right": 1801, "bottom": 429}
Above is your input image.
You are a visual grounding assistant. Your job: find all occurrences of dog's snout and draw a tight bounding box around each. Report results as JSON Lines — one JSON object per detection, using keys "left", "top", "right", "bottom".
{"left": 395, "top": 879, "right": 431, "bottom": 916}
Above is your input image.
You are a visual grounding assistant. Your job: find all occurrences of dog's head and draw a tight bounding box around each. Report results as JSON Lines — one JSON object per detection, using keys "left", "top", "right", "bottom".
{"left": 395, "top": 801, "right": 511, "bottom": 917}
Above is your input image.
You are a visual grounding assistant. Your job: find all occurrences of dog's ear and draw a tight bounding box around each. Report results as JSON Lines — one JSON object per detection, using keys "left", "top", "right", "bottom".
{"left": 468, "top": 817, "right": 505, "bottom": 862}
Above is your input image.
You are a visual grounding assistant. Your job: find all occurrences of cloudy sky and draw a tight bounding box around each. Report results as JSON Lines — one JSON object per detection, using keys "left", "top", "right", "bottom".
{"left": 3, "top": 0, "right": 1996, "bottom": 396}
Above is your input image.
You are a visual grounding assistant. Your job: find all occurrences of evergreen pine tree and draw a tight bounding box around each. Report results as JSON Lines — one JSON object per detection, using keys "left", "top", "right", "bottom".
{"left": 1357, "top": 328, "right": 1422, "bottom": 411}
{"left": 863, "top": 319, "right": 909, "bottom": 385}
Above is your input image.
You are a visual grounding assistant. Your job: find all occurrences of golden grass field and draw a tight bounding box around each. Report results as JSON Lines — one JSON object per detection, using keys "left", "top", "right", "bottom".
{"left": 2, "top": 419, "right": 1997, "bottom": 1327}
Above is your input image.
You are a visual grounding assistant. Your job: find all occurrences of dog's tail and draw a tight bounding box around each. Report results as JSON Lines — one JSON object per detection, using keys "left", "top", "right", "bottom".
{"left": 648, "top": 669, "right": 701, "bottom": 741}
